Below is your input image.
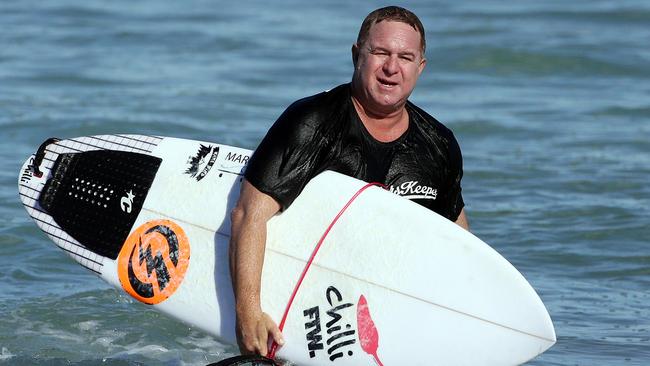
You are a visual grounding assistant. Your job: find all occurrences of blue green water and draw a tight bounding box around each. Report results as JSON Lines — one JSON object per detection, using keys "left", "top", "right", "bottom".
{"left": 1, "top": 0, "right": 649, "bottom": 364}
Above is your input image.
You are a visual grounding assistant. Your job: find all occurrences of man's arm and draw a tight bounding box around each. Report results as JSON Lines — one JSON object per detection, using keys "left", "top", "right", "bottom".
{"left": 455, "top": 207, "right": 470, "bottom": 231}
{"left": 229, "top": 179, "right": 284, "bottom": 355}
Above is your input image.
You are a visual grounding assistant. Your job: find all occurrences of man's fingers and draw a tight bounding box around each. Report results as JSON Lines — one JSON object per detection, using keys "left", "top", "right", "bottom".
{"left": 236, "top": 312, "right": 284, "bottom": 355}
{"left": 258, "top": 319, "right": 270, "bottom": 355}
{"left": 265, "top": 314, "right": 285, "bottom": 347}
{"left": 236, "top": 318, "right": 262, "bottom": 354}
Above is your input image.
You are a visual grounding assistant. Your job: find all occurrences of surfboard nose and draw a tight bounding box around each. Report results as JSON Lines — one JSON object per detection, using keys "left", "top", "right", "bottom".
{"left": 539, "top": 302, "right": 557, "bottom": 347}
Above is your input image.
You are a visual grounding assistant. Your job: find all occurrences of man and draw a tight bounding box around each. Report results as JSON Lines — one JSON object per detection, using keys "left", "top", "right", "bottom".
{"left": 229, "top": 6, "right": 468, "bottom": 356}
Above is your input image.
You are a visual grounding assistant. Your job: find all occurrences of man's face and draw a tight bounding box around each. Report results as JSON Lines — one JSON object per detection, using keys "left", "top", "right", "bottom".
{"left": 352, "top": 20, "right": 426, "bottom": 115}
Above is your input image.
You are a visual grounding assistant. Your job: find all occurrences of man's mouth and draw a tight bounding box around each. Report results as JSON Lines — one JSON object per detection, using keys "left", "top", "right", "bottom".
{"left": 377, "top": 78, "right": 398, "bottom": 88}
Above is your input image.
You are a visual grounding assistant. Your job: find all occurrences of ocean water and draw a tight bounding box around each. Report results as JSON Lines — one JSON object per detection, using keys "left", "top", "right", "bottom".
{"left": 1, "top": 0, "right": 649, "bottom": 365}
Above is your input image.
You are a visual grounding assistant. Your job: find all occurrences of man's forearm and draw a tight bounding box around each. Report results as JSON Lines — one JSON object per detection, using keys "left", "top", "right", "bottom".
{"left": 229, "top": 208, "right": 267, "bottom": 316}
{"left": 228, "top": 180, "right": 283, "bottom": 354}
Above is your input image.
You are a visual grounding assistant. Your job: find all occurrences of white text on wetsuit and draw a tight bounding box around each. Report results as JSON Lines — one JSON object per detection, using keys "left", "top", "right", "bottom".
{"left": 389, "top": 180, "right": 438, "bottom": 200}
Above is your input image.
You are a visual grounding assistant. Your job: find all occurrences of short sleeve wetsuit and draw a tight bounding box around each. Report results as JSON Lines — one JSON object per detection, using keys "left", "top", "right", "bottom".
{"left": 244, "top": 83, "right": 465, "bottom": 221}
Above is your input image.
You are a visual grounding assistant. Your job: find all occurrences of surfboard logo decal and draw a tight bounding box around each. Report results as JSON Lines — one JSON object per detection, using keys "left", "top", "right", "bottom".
{"left": 20, "top": 156, "right": 35, "bottom": 184}
{"left": 185, "top": 144, "right": 219, "bottom": 181}
{"left": 117, "top": 220, "right": 190, "bottom": 305}
{"left": 357, "top": 295, "right": 384, "bottom": 366}
{"left": 301, "top": 287, "right": 385, "bottom": 362}
{"left": 120, "top": 190, "right": 135, "bottom": 213}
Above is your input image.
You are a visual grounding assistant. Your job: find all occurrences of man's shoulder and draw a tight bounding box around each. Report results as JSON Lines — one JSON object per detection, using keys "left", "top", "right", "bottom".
{"left": 269, "top": 83, "right": 350, "bottom": 142}
{"left": 406, "top": 101, "right": 456, "bottom": 142}
{"left": 284, "top": 83, "right": 351, "bottom": 122}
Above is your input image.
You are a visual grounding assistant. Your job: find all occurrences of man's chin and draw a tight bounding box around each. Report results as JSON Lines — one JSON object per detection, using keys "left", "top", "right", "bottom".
{"left": 368, "top": 98, "right": 406, "bottom": 115}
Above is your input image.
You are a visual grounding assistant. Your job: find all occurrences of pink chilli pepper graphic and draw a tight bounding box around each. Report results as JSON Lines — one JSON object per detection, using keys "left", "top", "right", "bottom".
{"left": 357, "top": 295, "right": 384, "bottom": 366}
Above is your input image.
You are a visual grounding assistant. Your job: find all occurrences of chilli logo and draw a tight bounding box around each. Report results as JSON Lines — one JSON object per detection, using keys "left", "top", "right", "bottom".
{"left": 357, "top": 295, "right": 384, "bottom": 366}
{"left": 302, "top": 288, "right": 384, "bottom": 365}
{"left": 117, "top": 220, "right": 190, "bottom": 305}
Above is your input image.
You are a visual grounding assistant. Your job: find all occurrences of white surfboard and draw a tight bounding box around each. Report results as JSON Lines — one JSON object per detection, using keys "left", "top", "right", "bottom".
{"left": 18, "top": 134, "right": 555, "bottom": 365}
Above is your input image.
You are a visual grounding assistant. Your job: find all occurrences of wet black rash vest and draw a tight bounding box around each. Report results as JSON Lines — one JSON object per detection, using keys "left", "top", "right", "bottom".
{"left": 245, "top": 83, "right": 465, "bottom": 221}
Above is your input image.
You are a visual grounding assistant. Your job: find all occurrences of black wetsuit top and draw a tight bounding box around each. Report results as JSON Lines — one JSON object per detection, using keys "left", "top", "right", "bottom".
{"left": 245, "top": 83, "right": 465, "bottom": 221}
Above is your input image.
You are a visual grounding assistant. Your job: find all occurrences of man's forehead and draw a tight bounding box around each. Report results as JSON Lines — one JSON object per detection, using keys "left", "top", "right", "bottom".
{"left": 366, "top": 21, "right": 422, "bottom": 50}
{"left": 368, "top": 20, "right": 420, "bottom": 35}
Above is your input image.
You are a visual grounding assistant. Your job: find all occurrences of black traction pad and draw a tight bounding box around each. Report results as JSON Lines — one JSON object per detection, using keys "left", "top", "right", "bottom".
{"left": 39, "top": 150, "right": 162, "bottom": 259}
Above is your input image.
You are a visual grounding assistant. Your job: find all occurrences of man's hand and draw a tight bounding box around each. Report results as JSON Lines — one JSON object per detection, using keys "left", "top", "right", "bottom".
{"left": 236, "top": 309, "right": 284, "bottom": 355}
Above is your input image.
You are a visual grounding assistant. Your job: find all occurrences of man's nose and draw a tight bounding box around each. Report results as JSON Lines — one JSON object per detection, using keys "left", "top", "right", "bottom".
{"left": 382, "top": 55, "right": 399, "bottom": 75}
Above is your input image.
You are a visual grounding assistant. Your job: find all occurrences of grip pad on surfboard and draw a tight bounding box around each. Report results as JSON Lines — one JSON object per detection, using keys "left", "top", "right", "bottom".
{"left": 39, "top": 150, "right": 162, "bottom": 259}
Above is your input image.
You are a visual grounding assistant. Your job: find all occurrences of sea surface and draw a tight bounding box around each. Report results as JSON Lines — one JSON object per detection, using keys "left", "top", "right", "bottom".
{"left": 1, "top": 0, "right": 649, "bottom": 365}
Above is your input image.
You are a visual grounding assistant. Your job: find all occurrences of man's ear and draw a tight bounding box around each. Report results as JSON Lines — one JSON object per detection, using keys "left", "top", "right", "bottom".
{"left": 418, "top": 57, "right": 427, "bottom": 76}
{"left": 351, "top": 43, "right": 359, "bottom": 68}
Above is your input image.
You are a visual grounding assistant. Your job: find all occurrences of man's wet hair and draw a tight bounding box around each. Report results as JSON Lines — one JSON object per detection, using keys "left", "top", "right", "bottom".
{"left": 356, "top": 6, "right": 426, "bottom": 55}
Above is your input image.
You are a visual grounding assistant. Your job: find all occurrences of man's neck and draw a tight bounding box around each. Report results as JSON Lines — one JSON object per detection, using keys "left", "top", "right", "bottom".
{"left": 351, "top": 94, "right": 409, "bottom": 143}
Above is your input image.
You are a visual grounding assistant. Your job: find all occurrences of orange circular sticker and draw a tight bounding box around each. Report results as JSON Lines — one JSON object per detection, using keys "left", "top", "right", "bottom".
{"left": 117, "top": 220, "right": 190, "bottom": 305}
